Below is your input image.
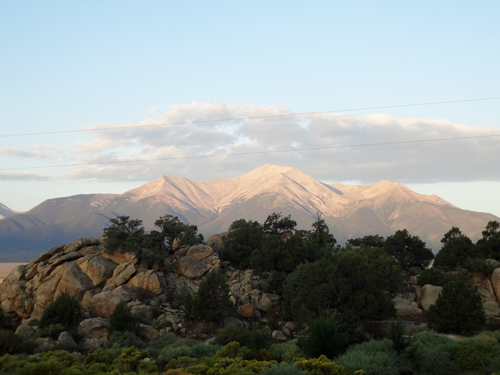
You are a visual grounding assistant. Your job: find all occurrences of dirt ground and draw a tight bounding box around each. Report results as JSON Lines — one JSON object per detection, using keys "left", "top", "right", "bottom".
{"left": 0, "top": 263, "right": 27, "bottom": 283}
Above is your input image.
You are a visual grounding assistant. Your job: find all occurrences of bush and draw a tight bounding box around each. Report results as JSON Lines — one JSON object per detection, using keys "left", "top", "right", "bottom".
{"left": 215, "top": 325, "right": 251, "bottom": 346}
{"left": 0, "top": 329, "right": 14, "bottom": 355}
{"left": 183, "top": 270, "right": 235, "bottom": 323}
{"left": 294, "top": 356, "right": 352, "bottom": 375}
{"left": 38, "top": 292, "right": 82, "bottom": 330}
{"left": 261, "top": 362, "right": 306, "bottom": 375}
{"left": 464, "top": 257, "right": 498, "bottom": 276}
{"left": 387, "top": 317, "right": 410, "bottom": 354}
{"left": 107, "top": 331, "right": 145, "bottom": 348}
{"left": 417, "top": 268, "right": 448, "bottom": 287}
{"left": 454, "top": 335, "right": 500, "bottom": 371}
{"left": 109, "top": 301, "right": 139, "bottom": 333}
{"left": 298, "top": 312, "right": 366, "bottom": 359}
{"left": 0, "top": 310, "right": 5, "bottom": 329}
{"left": 405, "top": 331, "right": 458, "bottom": 375}
{"left": 283, "top": 247, "right": 400, "bottom": 322}
{"left": 334, "top": 339, "right": 399, "bottom": 375}
{"left": 426, "top": 277, "right": 486, "bottom": 334}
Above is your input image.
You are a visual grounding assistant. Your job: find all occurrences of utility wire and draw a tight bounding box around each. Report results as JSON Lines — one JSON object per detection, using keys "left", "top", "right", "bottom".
{"left": 1, "top": 133, "right": 499, "bottom": 172}
{"left": 0, "top": 96, "right": 498, "bottom": 138}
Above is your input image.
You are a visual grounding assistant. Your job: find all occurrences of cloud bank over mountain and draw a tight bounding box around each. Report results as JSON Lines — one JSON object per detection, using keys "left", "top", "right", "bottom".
{"left": 6, "top": 102, "right": 500, "bottom": 186}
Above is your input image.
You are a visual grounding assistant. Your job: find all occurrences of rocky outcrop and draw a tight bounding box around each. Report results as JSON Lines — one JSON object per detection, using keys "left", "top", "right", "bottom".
{"left": 420, "top": 284, "right": 443, "bottom": 311}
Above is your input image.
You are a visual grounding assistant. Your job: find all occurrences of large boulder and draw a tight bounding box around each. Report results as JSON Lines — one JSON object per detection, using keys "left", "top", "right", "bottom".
{"left": 492, "top": 268, "right": 500, "bottom": 303}
{"left": 473, "top": 272, "right": 497, "bottom": 302}
{"left": 393, "top": 295, "right": 423, "bottom": 317}
{"left": 178, "top": 257, "right": 208, "bottom": 279}
{"left": 106, "top": 263, "right": 137, "bottom": 287}
{"left": 55, "top": 263, "right": 94, "bottom": 300}
{"left": 420, "top": 284, "right": 443, "bottom": 311}
{"left": 186, "top": 245, "right": 214, "bottom": 261}
{"left": 77, "top": 255, "right": 117, "bottom": 287}
{"left": 127, "top": 270, "right": 162, "bottom": 295}
{"left": 89, "top": 291, "right": 128, "bottom": 317}
{"left": 101, "top": 251, "right": 138, "bottom": 265}
{"left": 205, "top": 233, "right": 226, "bottom": 254}
{"left": 78, "top": 317, "right": 110, "bottom": 351}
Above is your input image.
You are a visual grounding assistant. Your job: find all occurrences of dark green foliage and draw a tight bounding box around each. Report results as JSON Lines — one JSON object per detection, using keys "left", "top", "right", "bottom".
{"left": 426, "top": 277, "right": 486, "bottom": 334}
{"left": 434, "top": 227, "right": 477, "bottom": 268}
{"left": 384, "top": 229, "right": 434, "bottom": 269}
{"left": 387, "top": 317, "right": 410, "bottom": 354}
{"left": 283, "top": 246, "right": 400, "bottom": 322}
{"left": 334, "top": 339, "right": 399, "bottom": 375}
{"left": 215, "top": 325, "right": 251, "bottom": 346}
{"left": 109, "top": 301, "right": 139, "bottom": 333}
{"left": 417, "top": 267, "right": 448, "bottom": 287}
{"left": 222, "top": 219, "right": 264, "bottom": 267}
{"left": 107, "top": 331, "right": 145, "bottom": 348}
{"left": 0, "top": 329, "right": 14, "bottom": 355}
{"left": 261, "top": 362, "right": 306, "bottom": 375}
{"left": 38, "top": 291, "right": 82, "bottom": 330}
{"left": 0, "top": 310, "right": 5, "bottom": 329}
{"left": 298, "top": 312, "right": 366, "bottom": 359}
{"left": 347, "top": 234, "right": 385, "bottom": 248}
{"left": 309, "top": 214, "right": 337, "bottom": 248}
{"left": 143, "top": 214, "right": 203, "bottom": 265}
{"left": 405, "top": 331, "right": 459, "bottom": 375}
{"left": 245, "top": 325, "right": 273, "bottom": 352}
{"left": 183, "top": 270, "right": 235, "bottom": 323}
{"left": 476, "top": 220, "right": 500, "bottom": 260}
{"left": 263, "top": 212, "right": 297, "bottom": 236}
{"left": 454, "top": 335, "right": 500, "bottom": 371}
{"left": 103, "top": 215, "right": 146, "bottom": 253}
{"left": 464, "top": 257, "right": 498, "bottom": 275}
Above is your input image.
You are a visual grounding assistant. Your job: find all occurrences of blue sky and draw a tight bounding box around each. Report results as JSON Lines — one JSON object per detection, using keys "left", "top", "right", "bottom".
{"left": 1, "top": 1, "right": 500, "bottom": 216}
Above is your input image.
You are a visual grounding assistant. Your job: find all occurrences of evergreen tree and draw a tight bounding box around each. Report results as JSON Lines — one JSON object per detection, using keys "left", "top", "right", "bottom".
{"left": 39, "top": 292, "right": 82, "bottom": 330}
{"left": 434, "top": 227, "right": 477, "bottom": 268}
{"left": 184, "top": 270, "right": 235, "bottom": 323}
{"left": 476, "top": 221, "right": 500, "bottom": 260}
{"left": 222, "top": 219, "right": 264, "bottom": 267}
{"left": 384, "top": 229, "right": 434, "bottom": 269}
{"left": 103, "top": 216, "right": 146, "bottom": 253}
{"left": 426, "top": 277, "right": 485, "bottom": 334}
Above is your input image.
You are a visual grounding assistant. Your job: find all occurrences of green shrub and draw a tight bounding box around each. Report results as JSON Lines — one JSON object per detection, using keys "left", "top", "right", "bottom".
{"left": 107, "top": 331, "right": 145, "bottom": 348}
{"left": 294, "top": 356, "right": 352, "bottom": 375}
{"left": 215, "top": 325, "right": 251, "bottom": 346}
{"left": 0, "top": 329, "right": 14, "bottom": 355}
{"left": 417, "top": 268, "right": 448, "bottom": 287}
{"left": 246, "top": 325, "right": 273, "bottom": 352}
{"left": 464, "top": 257, "right": 498, "bottom": 276}
{"left": 109, "top": 301, "right": 139, "bottom": 333}
{"left": 335, "top": 339, "right": 398, "bottom": 375}
{"left": 427, "top": 277, "right": 486, "bottom": 334}
{"left": 183, "top": 270, "right": 235, "bottom": 323}
{"left": 38, "top": 292, "right": 82, "bottom": 331}
{"left": 298, "top": 312, "right": 367, "bottom": 359}
{"left": 405, "top": 331, "right": 458, "bottom": 375}
{"left": 387, "top": 317, "right": 410, "bottom": 354}
{"left": 454, "top": 335, "right": 499, "bottom": 371}
{"left": 261, "top": 362, "right": 306, "bottom": 375}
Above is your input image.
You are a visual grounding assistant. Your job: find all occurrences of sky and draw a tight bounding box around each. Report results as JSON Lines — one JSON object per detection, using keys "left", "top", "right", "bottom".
{"left": 1, "top": 1, "right": 500, "bottom": 216}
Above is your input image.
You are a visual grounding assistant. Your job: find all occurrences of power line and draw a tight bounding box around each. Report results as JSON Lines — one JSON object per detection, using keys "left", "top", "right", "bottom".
{"left": 1, "top": 133, "right": 499, "bottom": 172}
{"left": 0, "top": 96, "right": 498, "bottom": 138}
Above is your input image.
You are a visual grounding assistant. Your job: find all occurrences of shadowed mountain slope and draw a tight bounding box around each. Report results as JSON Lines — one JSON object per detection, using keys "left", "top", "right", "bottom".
{"left": 0, "top": 165, "right": 497, "bottom": 261}
{"left": 0, "top": 202, "right": 18, "bottom": 220}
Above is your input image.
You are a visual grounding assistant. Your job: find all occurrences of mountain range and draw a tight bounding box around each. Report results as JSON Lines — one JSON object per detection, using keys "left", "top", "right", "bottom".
{"left": 0, "top": 164, "right": 498, "bottom": 262}
{"left": 0, "top": 203, "right": 18, "bottom": 220}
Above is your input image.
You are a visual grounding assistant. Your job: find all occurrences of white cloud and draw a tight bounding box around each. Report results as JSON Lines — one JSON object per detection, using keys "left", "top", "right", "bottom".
{"left": 0, "top": 172, "right": 52, "bottom": 181}
{"left": 6, "top": 102, "right": 500, "bottom": 184}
